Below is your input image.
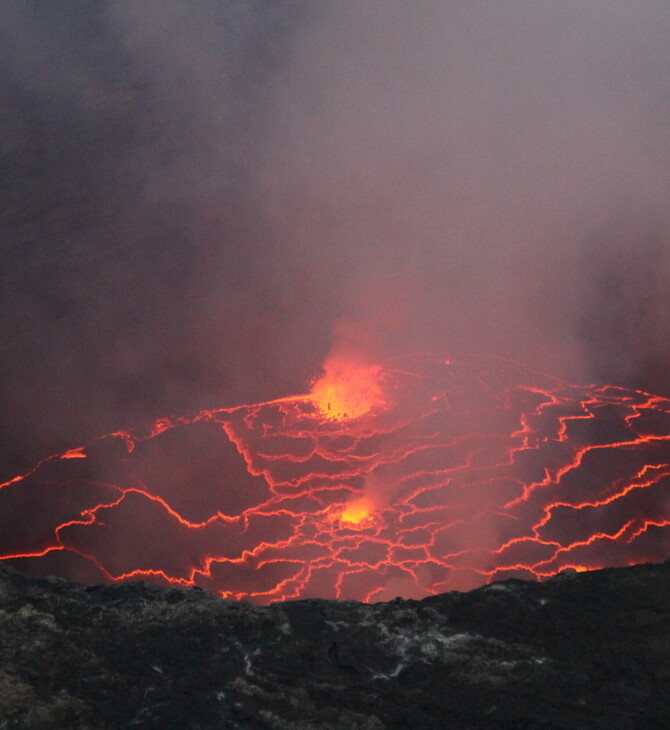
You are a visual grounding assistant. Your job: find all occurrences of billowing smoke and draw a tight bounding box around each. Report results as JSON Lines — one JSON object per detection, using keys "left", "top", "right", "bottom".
{"left": 0, "top": 0, "right": 316, "bottom": 473}
{"left": 260, "top": 1, "right": 670, "bottom": 382}
{"left": 3, "top": 0, "right": 670, "bottom": 475}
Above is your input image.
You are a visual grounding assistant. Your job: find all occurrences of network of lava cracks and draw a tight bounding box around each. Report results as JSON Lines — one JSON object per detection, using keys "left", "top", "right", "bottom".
{"left": 2, "top": 352, "right": 670, "bottom": 604}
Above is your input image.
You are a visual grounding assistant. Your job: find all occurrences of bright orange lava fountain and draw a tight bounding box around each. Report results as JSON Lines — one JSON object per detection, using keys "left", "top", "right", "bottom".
{"left": 340, "top": 497, "right": 376, "bottom": 525}
{"left": 2, "top": 353, "right": 670, "bottom": 603}
{"left": 311, "top": 359, "right": 386, "bottom": 421}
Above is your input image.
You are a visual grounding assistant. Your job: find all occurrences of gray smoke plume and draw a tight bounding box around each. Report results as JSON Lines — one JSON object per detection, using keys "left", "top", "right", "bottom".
{"left": 2, "top": 1, "right": 670, "bottom": 474}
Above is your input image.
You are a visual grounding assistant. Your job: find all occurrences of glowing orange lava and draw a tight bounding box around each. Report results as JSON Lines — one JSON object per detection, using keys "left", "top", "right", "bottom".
{"left": 2, "top": 352, "right": 670, "bottom": 604}
{"left": 310, "top": 358, "right": 386, "bottom": 420}
{"left": 340, "top": 498, "right": 375, "bottom": 525}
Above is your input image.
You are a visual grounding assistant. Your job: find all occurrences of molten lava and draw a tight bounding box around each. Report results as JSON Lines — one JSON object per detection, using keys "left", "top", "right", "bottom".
{"left": 340, "top": 497, "right": 375, "bottom": 525}
{"left": 310, "top": 358, "right": 386, "bottom": 420}
{"left": 2, "top": 353, "right": 670, "bottom": 603}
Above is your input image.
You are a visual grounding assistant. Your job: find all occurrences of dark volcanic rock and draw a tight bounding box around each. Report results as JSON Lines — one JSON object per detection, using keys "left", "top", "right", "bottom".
{"left": 0, "top": 563, "right": 669, "bottom": 729}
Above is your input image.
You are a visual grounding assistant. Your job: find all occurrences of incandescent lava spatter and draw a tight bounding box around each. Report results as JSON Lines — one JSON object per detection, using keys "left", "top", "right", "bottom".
{"left": 2, "top": 353, "right": 670, "bottom": 603}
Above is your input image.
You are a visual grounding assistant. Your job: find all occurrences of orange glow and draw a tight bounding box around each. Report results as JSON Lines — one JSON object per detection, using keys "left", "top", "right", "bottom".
{"left": 340, "top": 498, "right": 375, "bottom": 524}
{"left": 311, "top": 359, "right": 386, "bottom": 421}
{"left": 3, "top": 352, "right": 670, "bottom": 605}
{"left": 61, "top": 448, "right": 86, "bottom": 459}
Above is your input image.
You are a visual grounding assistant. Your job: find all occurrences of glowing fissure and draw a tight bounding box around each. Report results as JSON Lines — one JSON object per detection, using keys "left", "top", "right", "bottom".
{"left": 2, "top": 353, "right": 670, "bottom": 604}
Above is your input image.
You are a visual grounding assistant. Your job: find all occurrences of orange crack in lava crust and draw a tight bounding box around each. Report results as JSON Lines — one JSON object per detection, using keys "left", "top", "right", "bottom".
{"left": 2, "top": 352, "right": 670, "bottom": 604}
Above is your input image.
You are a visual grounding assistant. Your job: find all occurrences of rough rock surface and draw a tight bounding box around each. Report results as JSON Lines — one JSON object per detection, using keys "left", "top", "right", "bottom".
{"left": 0, "top": 562, "right": 669, "bottom": 729}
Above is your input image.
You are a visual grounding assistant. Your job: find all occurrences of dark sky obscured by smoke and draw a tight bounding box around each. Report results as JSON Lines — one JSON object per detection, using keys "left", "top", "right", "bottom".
{"left": 2, "top": 1, "right": 670, "bottom": 473}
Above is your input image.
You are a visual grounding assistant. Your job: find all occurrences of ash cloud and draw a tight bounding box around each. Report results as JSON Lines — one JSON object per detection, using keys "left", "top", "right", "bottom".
{"left": 0, "top": 1, "right": 315, "bottom": 471}
{"left": 2, "top": 1, "right": 670, "bottom": 473}
{"left": 260, "top": 1, "right": 670, "bottom": 382}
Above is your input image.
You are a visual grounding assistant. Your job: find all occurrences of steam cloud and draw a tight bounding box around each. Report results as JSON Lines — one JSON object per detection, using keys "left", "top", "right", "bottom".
{"left": 3, "top": 0, "right": 670, "bottom": 476}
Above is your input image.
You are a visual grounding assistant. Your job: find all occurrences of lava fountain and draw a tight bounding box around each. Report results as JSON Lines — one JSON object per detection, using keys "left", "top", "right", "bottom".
{"left": 2, "top": 353, "right": 670, "bottom": 603}
{"left": 310, "top": 356, "right": 387, "bottom": 421}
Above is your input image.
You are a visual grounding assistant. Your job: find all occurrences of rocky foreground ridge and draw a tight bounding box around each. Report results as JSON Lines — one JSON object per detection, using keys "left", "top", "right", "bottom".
{"left": 0, "top": 562, "right": 669, "bottom": 729}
